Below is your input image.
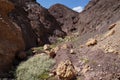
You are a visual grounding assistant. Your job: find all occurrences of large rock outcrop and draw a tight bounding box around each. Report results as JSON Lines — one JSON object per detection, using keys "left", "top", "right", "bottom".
{"left": 9, "top": 0, "right": 66, "bottom": 47}
{"left": 24, "top": 2, "right": 66, "bottom": 44}
{"left": 9, "top": 0, "right": 38, "bottom": 49}
{"left": 0, "top": 0, "right": 25, "bottom": 72}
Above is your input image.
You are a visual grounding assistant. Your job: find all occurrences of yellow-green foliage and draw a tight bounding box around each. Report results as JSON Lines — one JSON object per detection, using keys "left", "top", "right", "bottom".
{"left": 56, "top": 35, "right": 78, "bottom": 44}
{"left": 32, "top": 47, "right": 44, "bottom": 53}
{"left": 16, "top": 54, "right": 55, "bottom": 80}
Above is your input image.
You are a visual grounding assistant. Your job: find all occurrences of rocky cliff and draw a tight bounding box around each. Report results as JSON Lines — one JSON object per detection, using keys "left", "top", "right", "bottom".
{"left": 10, "top": 0, "right": 67, "bottom": 47}
{"left": 0, "top": 0, "right": 25, "bottom": 73}
{"left": 0, "top": 0, "right": 77, "bottom": 73}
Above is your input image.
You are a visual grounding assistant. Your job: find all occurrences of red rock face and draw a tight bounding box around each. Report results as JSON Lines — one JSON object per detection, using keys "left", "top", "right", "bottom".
{"left": 49, "top": 4, "right": 79, "bottom": 35}
{"left": 0, "top": 0, "right": 25, "bottom": 72}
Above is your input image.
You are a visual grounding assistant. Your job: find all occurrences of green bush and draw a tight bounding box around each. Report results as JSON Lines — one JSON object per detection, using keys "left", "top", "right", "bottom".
{"left": 16, "top": 54, "right": 55, "bottom": 80}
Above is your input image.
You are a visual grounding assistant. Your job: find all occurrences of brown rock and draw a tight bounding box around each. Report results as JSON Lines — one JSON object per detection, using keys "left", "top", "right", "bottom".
{"left": 0, "top": 0, "right": 25, "bottom": 72}
{"left": 104, "top": 45, "right": 118, "bottom": 54}
{"left": 0, "top": 0, "right": 14, "bottom": 17}
{"left": 104, "top": 30, "right": 115, "bottom": 38}
{"left": 9, "top": 1, "right": 38, "bottom": 49}
{"left": 109, "top": 24, "right": 116, "bottom": 30}
{"left": 80, "top": 45, "right": 84, "bottom": 48}
{"left": 53, "top": 46, "right": 60, "bottom": 53}
{"left": 70, "top": 49, "right": 75, "bottom": 54}
{"left": 86, "top": 38, "right": 97, "bottom": 46}
{"left": 17, "top": 51, "right": 27, "bottom": 60}
{"left": 61, "top": 43, "right": 73, "bottom": 49}
{"left": 56, "top": 60, "right": 76, "bottom": 80}
{"left": 45, "top": 50, "right": 56, "bottom": 58}
{"left": 61, "top": 44, "right": 68, "bottom": 49}
{"left": 43, "top": 44, "right": 50, "bottom": 50}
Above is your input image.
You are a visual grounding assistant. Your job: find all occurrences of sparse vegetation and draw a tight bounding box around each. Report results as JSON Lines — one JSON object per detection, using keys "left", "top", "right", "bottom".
{"left": 56, "top": 34, "right": 78, "bottom": 43}
{"left": 32, "top": 46, "right": 44, "bottom": 53}
{"left": 80, "top": 58, "right": 89, "bottom": 64}
{"left": 16, "top": 54, "right": 55, "bottom": 80}
{"left": 32, "top": 33, "right": 78, "bottom": 53}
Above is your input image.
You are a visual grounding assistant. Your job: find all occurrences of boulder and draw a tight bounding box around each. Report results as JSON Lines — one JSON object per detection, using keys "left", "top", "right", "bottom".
{"left": 85, "top": 38, "right": 97, "bottom": 46}
{"left": 56, "top": 60, "right": 76, "bottom": 80}
{"left": 43, "top": 44, "right": 51, "bottom": 50}
{"left": 0, "top": 0, "right": 25, "bottom": 72}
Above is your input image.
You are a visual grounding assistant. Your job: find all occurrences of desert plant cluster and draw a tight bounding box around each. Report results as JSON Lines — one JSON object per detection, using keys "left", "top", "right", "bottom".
{"left": 16, "top": 54, "right": 55, "bottom": 80}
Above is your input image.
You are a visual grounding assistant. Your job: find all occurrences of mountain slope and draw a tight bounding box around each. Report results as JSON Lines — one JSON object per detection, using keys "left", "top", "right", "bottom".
{"left": 78, "top": 0, "right": 120, "bottom": 35}
{"left": 49, "top": 4, "right": 79, "bottom": 35}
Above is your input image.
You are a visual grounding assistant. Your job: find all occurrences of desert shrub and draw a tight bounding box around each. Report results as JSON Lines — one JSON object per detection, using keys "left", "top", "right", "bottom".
{"left": 56, "top": 35, "right": 78, "bottom": 44}
{"left": 16, "top": 54, "right": 55, "bottom": 80}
